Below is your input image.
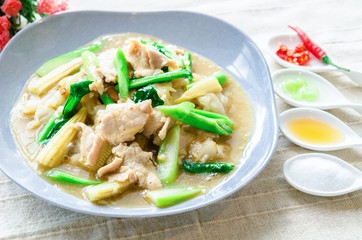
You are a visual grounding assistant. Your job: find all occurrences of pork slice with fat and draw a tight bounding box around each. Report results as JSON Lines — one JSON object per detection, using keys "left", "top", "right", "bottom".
{"left": 96, "top": 100, "right": 153, "bottom": 146}
{"left": 108, "top": 142, "right": 162, "bottom": 190}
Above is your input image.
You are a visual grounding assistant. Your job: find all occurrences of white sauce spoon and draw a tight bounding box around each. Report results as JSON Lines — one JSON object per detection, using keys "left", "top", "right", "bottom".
{"left": 267, "top": 34, "right": 362, "bottom": 86}
{"left": 283, "top": 153, "right": 362, "bottom": 197}
{"left": 272, "top": 69, "right": 362, "bottom": 115}
{"left": 279, "top": 107, "right": 362, "bottom": 151}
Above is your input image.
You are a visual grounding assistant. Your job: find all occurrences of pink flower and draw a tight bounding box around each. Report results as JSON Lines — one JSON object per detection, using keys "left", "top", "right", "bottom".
{"left": 0, "top": 28, "right": 10, "bottom": 50}
{"left": 0, "top": 16, "right": 11, "bottom": 30}
{"left": 37, "top": 0, "right": 69, "bottom": 15}
{"left": 1, "top": 0, "right": 22, "bottom": 17}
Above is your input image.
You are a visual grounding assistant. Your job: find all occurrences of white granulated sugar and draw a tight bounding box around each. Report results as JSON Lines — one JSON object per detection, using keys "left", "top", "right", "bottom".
{"left": 287, "top": 157, "right": 358, "bottom": 192}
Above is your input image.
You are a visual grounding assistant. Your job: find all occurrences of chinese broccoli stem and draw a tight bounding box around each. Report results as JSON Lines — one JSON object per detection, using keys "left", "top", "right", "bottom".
{"left": 191, "top": 108, "right": 234, "bottom": 127}
{"left": 45, "top": 169, "right": 103, "bottom": 185}
{"left": 157, "top": 102, "right": 233, "bottom": 135}
{"left": 145, "top": 185, "right": 202, "bottom": 208}
{"left": 101, "top": 86, "right": 119, "bottom": 105}
{"left": 100, "top": 92, "right": 116, "bottom": 105}
{"left": 141, "top": 40, "right": 185, "bottom": 68}
{"left": 182, "top": 161, "right": 235, "bottom": 174}
{"left": 129, "top": 69, "right": 191, "bottom": 89}
{"left": 184, "top": 52, "right": 193, "bottom": 82}
{"left": 114, "top": 48, "right": 129, "bottom": 100}
{"left": 186, "top": 71, "right": 227, "bottom": 90}
{"left": 36, "top": 41, "right": 103, "bottom": 77}
{"left": 157, "top": 125, "right": 180, "bottom": 184}
{"left": 81, "top": 50, "right": 99, "bottom": 82}
{"left": 37, "top": 111, "right": 62, "bottom": 143}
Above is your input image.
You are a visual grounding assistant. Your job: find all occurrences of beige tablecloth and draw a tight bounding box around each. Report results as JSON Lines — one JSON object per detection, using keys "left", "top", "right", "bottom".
{"left": 1, "top": 0, "right": 362, "bottom": 239}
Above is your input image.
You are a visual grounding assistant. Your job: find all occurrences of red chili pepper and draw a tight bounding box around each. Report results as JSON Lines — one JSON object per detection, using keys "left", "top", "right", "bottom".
{"left": 276, "top": 44, "right": 310, "bottom": 65}
{"left": 288, "top": 25, "right": 350, "bottom": 71}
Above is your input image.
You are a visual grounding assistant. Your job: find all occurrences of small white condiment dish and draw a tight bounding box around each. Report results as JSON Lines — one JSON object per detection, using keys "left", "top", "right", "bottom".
{"left": 279, "top": 107, "right": 362, "bottom": 151}
{"left": 272, "top": 69, "right": 362, "bottom": 115}
{"left": 283, "top": 153, "right": 362, "bottom": 197}
{"left": 267, "top": 33, "right": 362, "bottom": 86}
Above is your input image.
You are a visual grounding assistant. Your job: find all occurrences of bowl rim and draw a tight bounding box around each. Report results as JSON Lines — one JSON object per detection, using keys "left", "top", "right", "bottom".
{"left": 0, "top": 10, "right": 279, "bottom": 218}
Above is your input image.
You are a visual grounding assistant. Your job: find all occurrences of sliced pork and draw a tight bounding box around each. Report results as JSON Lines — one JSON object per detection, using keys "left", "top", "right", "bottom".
{"left": 108, "top": 142, "right": 162, "bottom": 190}
{"left": 143, "top": 108, "right": 167, "bottom": 137}
{"left": 96, "top": 100, "right": 153, "bottom": 146}
{"left": 96, "top": 48, "right": 118, "bottom": 83}
{"left": 125, "top": 39, "right": 178, "bottom": 78}
{"left": 97, "top": 156, "right": 123, "bottom": 177}
{"left": 75, "top": 123, "right": 105, "bottom": 167}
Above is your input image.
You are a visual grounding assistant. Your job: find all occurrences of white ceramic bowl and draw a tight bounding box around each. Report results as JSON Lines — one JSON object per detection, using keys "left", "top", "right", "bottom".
{"left": 0, "top": 11, "right": 278, "bottom": 217}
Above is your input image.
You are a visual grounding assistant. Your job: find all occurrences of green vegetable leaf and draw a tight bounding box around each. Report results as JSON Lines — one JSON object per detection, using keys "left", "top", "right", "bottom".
{"left": 133, "top": 85, "right": 164, "bottom": 107}
{"left": 63, "top": 80, "right": 92, "bottom": 118}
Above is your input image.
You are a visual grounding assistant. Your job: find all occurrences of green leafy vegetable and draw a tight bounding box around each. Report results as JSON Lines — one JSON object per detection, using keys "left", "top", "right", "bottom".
{"left": 133, "top": 85, "right": 164, "bottom": 107}
{"left": 182, "top": 161, "right": 235, "bottom": 174}
{"left": 45, "top": 169, "right": 103, "bottom": 185}
{"left": 63, "top": 80, "right": 92, "bottom": 118}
